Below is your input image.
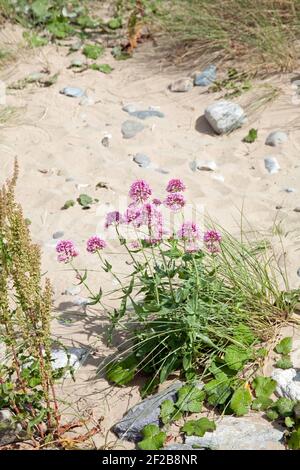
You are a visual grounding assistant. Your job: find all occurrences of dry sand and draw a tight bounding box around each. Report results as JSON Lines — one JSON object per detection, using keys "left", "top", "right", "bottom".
{"left": 1, "top": 24, "right": 300, "bottom": 448}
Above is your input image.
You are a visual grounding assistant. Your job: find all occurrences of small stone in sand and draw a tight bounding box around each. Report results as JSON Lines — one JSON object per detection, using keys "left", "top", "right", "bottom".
{"left": 122, "top": 104, "right": 137, "bottom": 113}
{"left": 65, "top": 177, "right": 75, "bottom": 182}
{"left": 193, "top": 65, "right": 216, "bottom": 86}
{"left": 196, "top": 160, "right": 217, "bottom": 171}
{"left": 121, "top": 120, "right": 145, "bottom": 139}
{"left": 284, "top": 188, "right": 296, "bottom": 193}
{"left": 60, "top": 87, "right": 85, "bottom": 98}
{"left": 297, "top": 268, "right": 300, "bottom": 277}
{"left": 294, "top": 207, "right": 300, "bottom": 213}
{"left": 101, "top": 136, "right": 110, "bottom": 147}
{"left": 264, "top": 156, "right": 280, "bottom": 174}
{"left": 130, "top": 110, "right": 165, "bottom": 120}
{"left": 265, "top": 131, "right": 288, "bottom": 147}
{"left": 156, "top": 168, "right": 169, "bottom": 174}
{"left": 53, "top": 231, "right": 64, "bottom": 239}
{"left": 276, "top": 205, "right": 283, "bottom": 210}
{"left": 64, "top": 286, "right": 81, "bottom": 296}
{"left": 133, "top": 153, "right": 151, "bottom": 168}
{"left": 169, "top": 78, "right": 193, "bottom": 93}
{"left": 204, "top": 100, "right": 247, "bottom": 134}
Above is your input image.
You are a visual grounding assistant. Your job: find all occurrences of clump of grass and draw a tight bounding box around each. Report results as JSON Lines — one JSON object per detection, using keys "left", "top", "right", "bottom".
{"left": 144, "top": 0, "right": 300, "bottom": 75}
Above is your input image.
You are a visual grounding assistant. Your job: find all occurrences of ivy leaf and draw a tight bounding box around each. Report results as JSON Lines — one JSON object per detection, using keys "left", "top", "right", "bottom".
{"left": 61, "top": 199, "right": 75, "bottom": 210}
{"left": 224, "top": 345, "right": 252, "bottom": 371}
{"left": 275, "top": 397, "right": 295, "bottom": 417}
{"left": 106, "top": 355, "right": 137, "bottom": 386}
{"left": 230, "top": 387, "right": 252, "bottom": 416}
{"left": 181, "top": 418, "right": 216, "bottom": 437}
{"left": 266, "top": 409, "right": 279, "bottom": 421}
{"left": 288, "top": 428, "right": 300, "bottom": 450}
{"left": 251, "top": 396, "right": 273, "bottom": 411}
{"left": 160, "top": 399, "right": 182, "bottom": 425}
{"left": 252, "top": 376, "right": 277, "bottom": 399}
{"left": 243, "top": 128, "right": 258, "bottom": 143}
{"left": 274, "top": 337, "right": 292, "bottom": 355}
{"left": 77, "top": 194, "right": 93, "bottom": 208}
{"left": 83, "top": 44, "right": 104, "bottom": 60}
{"left": 176, "top": 385, "right": 205, "bottom": 413}
{"left": 275, "top": 355, "right": 293, "bottom": 369}
{"left": 285, "top": 416, "right": 295, "bottom": 428}
{"left": 138, "top": 424, "right": 166, "bottom": 450}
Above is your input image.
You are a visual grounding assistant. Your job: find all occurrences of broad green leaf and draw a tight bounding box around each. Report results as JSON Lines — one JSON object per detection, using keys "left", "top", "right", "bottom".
{"left": 90, "top": 63, "right": 113, "bottom": 74}
{"left": 77, "top": 194, "right": 93, "bottom": 208}
{"left": 160, "top": 399, "right": 182, "bottom": 425}
{"left": 230, "top": 387, "right": 252, "bottom": 416}
{"left": 204, "top": 377, "right": 232, "bottom": 406}
{"left": 47, "top": 22, "right": 75, "bottom": 39}
{"left": 107, "top": 18, "right": 122, "bottom": 29}
{"left": 288, "top": 428, "right": 300, "bottom": 450}
{"left": 252, "top": 376, "right": 277, "bottom": 399}
{"left": 83, "top": 44, "right": 104, "bottom": 60}
{"left": 138, "top": 424, "right": 166, "bottom": 450}
{"left": 275, "top": 398, "right": 295, "bottom": 417}
{"left": 251, "top": 397, "right": 273, "bottom": 411}
{"left": 31, "top": 0, "right": 49, "bottom": 20}
{"left": 275, "top": 355, "right": 293, "bottom": 369}
{"left": 181, "top": 418, "right": 216, "bottom": 437}
{"left": 274, "top": 337, "right": 292, "bottom": 355}
{"left": 176, "top": 385, "right": 205, "bottom": 413}
{"left": 233, "top": 324, "right": 256, "bottom": 345}
{"left": 265, "top": 409, "right": 279, "bottom": 421}
{"left": 224, "top": 345, "right": 252, "bottom": 371}
{"left": 106, "top": 355, "right": 137, "bottom": 386}
{"left": 285, "top": 416, "right": 295, "bottom": 428}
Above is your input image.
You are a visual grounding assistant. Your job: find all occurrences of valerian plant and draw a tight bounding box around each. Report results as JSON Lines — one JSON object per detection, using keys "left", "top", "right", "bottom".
{"left": 57, "top": 178, "right": 299, "bottom": 419}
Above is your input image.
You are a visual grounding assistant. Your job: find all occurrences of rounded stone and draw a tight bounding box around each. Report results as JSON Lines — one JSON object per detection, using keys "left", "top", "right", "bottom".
{"left": 265, "top": 131, "right": 288, "bottom": 147}
{"left": 53, "top": 231, "right": 64, "bottom": 239}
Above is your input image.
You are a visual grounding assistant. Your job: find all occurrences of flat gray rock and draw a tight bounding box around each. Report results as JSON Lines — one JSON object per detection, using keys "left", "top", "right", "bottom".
{"left": 204, "top": 100, "right": 247, "bottom": 134}
{"left": 113, "top": 381, "right": 182, "bottom": 441}
{"left": 185, "top": 415, "right": 284, "bottom": 450}
{"left": 133, "top": 153, "right": 151, "bottom": 168}
{"left": 0, "top": 409, "right": 24, "bottom": 446}
{"left": 60, "top": 87, "right": 85, "bottom": 98}
{"left": 170, "top": 78, "right": 193, "bottom": 93}
{"left": 193, "top": 65, "right": 216, "bottom": 87}
{"left": 264, "top": 156, "right": 280, "bottom": 174}
{"left": 52, "top": 231, "right": 64, "bottom": 239}
{"left": 121, "top": 120, "right": 145, "bottom": 139}
{"left": 272, "top": 368, "right": 300, "bottom": 401}
{"left": 265, "top": 131, "right": 288, "bottom": 147}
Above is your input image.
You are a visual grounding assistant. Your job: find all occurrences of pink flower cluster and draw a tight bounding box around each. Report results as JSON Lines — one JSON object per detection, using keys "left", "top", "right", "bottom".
{"left": 56, "top": 240, "right": 79, "bottom": 263}
{"left": 129, "top": 180, "right": 152, "bottom": 204}
{"left": 204, "top": 230, "right": 222, "bottom": 253}
{"left": 166, "top": 178, "right": 186, "bottom": 193}
{"left": 86, "top": 236, "right": 106, "bottom": 253}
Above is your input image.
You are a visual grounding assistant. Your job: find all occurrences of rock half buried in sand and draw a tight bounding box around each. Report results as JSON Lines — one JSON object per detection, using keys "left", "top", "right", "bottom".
{"left": 169, "top": 78, "right": 193, "bottom": 93}
{"left": 264, "top": 156, "right": 280, "bottom": 174}
{"left": 113, "top": 381, "right": 182, "bottom": 441}
{"left": 60, "top": 87, "right": 85, "bottom": 98}
{"left": 51, "top": 347, "right": 88, "bottom": 371}
{"left": 272, "top": 368, "right": 300, "bottom": 401}
{"left": 193, "top": 65, "right": 216, "bottom": 87}
{"left": 265, "top": 131, "right": 288, "bottom": 147}
{"left": 122, "top": 120, "right": 145, "bottom": 139}
{"left": 185, "top": 415, "right": 284, "bottom": 450}
{"left": 0, "top": 409, "right": 25, "bottom": 446}
{"left": 133, "top": 153, "right": 151, "bottom": 168}
{"left": 196, "top": 160, "right": 217, "bottom": 171}
{"left": 130, "top": 110, "right": 165, "bottom": 120}
{"left": 204, "top": 100, "right": 247, "bottom": 134}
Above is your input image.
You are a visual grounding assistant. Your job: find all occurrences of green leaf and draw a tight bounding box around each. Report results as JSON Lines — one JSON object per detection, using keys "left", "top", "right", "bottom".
{"left": 61, "top": 199, "right": 75, "bottom": 210}
{"left": 47, "top": 22, "right": 75, "bottom": 39}
{"left": 83, "top": 44, "right": 104, "bottom": 60}
{"left": 230, "top": 387, "right": 252, "bottom": 416}
{"left": 252, "top": 376, "right": 277, "bottom": 399}
{"left": 243, "top": 128, "right": 258, "bottom": 143}
{"left": 176, "top": 385, "right": 205, "bottom": 413}
{"left": 106, "top": 355, "right": 137, "bottom": 386}
{"left": 265, "top": 409, "right": 279, "bottom": 421}
{"left": 181, "top": 418, "right": 216, "bottom": 437}
{"left": 275, "top": 397, "right": 295, "bottom": 417}
{"left": 138, "top": 424, "right": 166, "bottom": 450}
{"left": 160, "top": 399, "right": 182, "bottom": 425}
{"left": 111, "top": 46, "right": 132, "bottom": 61}
{"left": 204, "top": 377, "right": 232, "bottom": 406}
{"left": 77, "top": 194, "right": 93, "bottom": 208}
{"left": 285, "top": 416, "right": 295, "bottom": 428}
{"left": 140, "top": 377, "right": 159, "bottom": 398}
{"left": 159, "top": 355, "right": 178, "bottom": 383}
{"left": 23, "top": 31, "right": 48, "bottom": 48}
{"left": 224, "top": 345, "right": 251, "bottom": 371}
{"left": 288, "top": 428, "right": 300, "bottom": 450}
{"left": 275, "top": 355, "right": 293, "bottom": 369}
{"left": 107, "top": 18, "right": 122, "bottom": 30}
{"left": 90, "top": 63, "right": 113, "bottom": 74}
{"left": 274, "top": 337, "right": 292, "bottom": 355}
{"left": 251, "top": 397, "right": 273, "bottom": 411}
{"left": 31, "top": 0, "right": 49, "bottom": 20}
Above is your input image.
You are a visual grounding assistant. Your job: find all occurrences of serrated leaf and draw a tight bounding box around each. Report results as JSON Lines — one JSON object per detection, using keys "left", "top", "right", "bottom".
{"left": 138, "top": 424, "right": 166, "bottom": 450}
{"left": 224, "top": 345, "right": 252, "bottom": 371}
{"left": 106, "top": 355, "right": 137, "bottom": 386}
{"left": 160, "top": 399, "right": 182, "bottom": 425}
{"left": 176, "top": 385, "right": 205, "bottom": 413}
{"left": 288, "top": 428, "right": 300, "bottom": 450}
{"left": 274, "top": 337, "right": 292, "bottom": 355}
{"left": 181, "top": 418, "right": 216, "bottom": 437}
{"left": 230, "top": 387, "right": 252, "bottom": 416}
{"left": 275, "top": 397, "right": 295, "bottom": 417}
{"left": 251, "top": 397, "right": 273, "bottom": 411}
{"left": 266, "top": 409, "right": 279, "bottom": 421}
{"left": 252, "top": 376, "right": 277, "bottom": 399}
{"left": 275, "top": 355, "right": 293, "bottom": 369}
{"left": 83, "top": 44, "right": 104, "bottom": 60}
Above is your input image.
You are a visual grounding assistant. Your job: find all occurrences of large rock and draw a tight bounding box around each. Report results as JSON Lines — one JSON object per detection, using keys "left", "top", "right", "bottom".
{"left": 193, "top": 65, "right": 216, "bottom": 87}
{"left": 272, "top": 368, "right": 300, "bottom": 401}
{"left": 113, "top": 381, "right": 182, "bottom": 441}
{"left": 204, "top": 100, "right": 247, "bottom": 134}
{"left": 185, "top": 415, "right": 285, "bottom": 450}
{"left": 0, "top": 409, "right": 24, "bottom": 446}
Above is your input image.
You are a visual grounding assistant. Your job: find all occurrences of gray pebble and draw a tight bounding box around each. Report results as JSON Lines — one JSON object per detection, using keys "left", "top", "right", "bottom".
{"left": 101, "top": 136, "right": 110, "bottom": 147}
{"left": 196, "top": 160, "right": 217, "bottom": 171}
{"left": 264, "top": 156, "right": 280, "bottom": 174}
{"left": 294, "top": 207, "right": 300, "bottom": 213}
{"left": 204, "top": 100, "right": 247, "bottom": 134}
{"left": 189, "top": 160, "right": 197, "bottom": 172}
{"left": 297, "top": 268, "right": 300, "bottom": 277}
{"left": 155, "top": 168, "right": 169, "bottom": 174}
{"left": 133, "top": 153, "right": 151, "bottom": 168}
{"left": 284, "top": 188, "right": 296, "bottom": 193}
{"left": 193, "top": 65, "right": 216, "bottom": 87}
{"left": 121, "top": 120, "right": 145, "bottom": 139}
{"left": 130, "top": 110, "right": 165, "bottom": 120}
{"left": 122, "top": 104, "right": 137, "bottom": 113}
{"left": 60, "top": 87, "right": 85, "bottom": 98}
{"left": 169, "top": 78, "right": 193, "bottom": 92}
{"left": 53, "top": 231, "right": 64, "bottom": 239}
{"left": 276, "top": 205, "right": 283, "bottom": 210}
{"left": 65, "top": 177, "right": 75, "bottom": 182}
{"left": 265, "top": 131, "right": 288, "bottom": 147}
